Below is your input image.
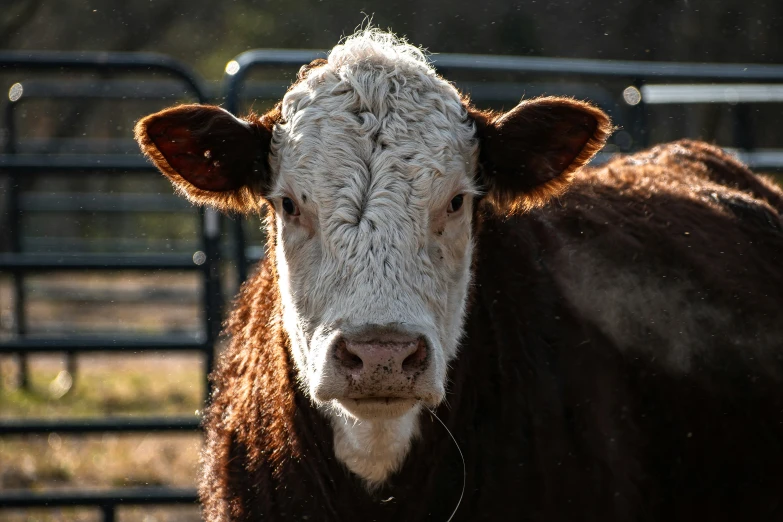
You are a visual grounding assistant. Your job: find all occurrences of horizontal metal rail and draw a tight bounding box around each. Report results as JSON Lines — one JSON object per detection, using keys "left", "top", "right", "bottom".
{"left": 0, "top": 253, "right": 204, "bottom": 270}
{"left": 20, "top": 238, "right": 200, "bottom": 254}
{"left": 732, "top": 150, "right": 783, "bottom": 170}
{"left": 223, "top": 49, "right": 783, "bottom": 111}
{"left": 0, "top": 51, "right": 206, "bottom": 103}
{"left": 5, "top": 77, "right": 291, "bottom": 104}
{"left": 0, "top": 487, "right": 198, "bottom": 507}
{"left": 642, "top": 83, "right": 783, "bottom": 104}
{"left": 458, "top": 80, "right": 617, "bottom": 108}
{"left": 19, "top": 192, "right": 191, "bottom": 213}
{"left": 430, "top": 54, "right": 783, "bottom": 80}
{"left": 592, "top": 149, "right": 782, "bottom": 170}
{"left": 0, "top": 154, "right": 153, "bottom": 172}
{"left": 8, "top": 286, "right": 197, "bottom": 303}
{"left": 226, "top": 48, "right": 783, "bottom": 80}
{"left": 6, "top": 78, "right": 204, "bottom": 101}
{"left": 0, "top": 416, "right": 201, "bottom": 434}
{"left": 0, "top": 335, "right": 207, "bottom": 354}
{"left": 12, "top": 137, "right": 143, "bottom": 155}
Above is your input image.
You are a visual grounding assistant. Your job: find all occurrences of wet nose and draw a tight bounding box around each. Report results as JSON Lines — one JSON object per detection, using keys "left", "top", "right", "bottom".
{"left": 333, "top": 335, "right": 428, "bottom": 377}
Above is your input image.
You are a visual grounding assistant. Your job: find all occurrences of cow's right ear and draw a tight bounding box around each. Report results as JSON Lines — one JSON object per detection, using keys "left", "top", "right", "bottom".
{"left": 134, "top": 104, "right": 279, "bottom": 214}
{"left": 469, "top": 97, "right": 611, "bottom": 215}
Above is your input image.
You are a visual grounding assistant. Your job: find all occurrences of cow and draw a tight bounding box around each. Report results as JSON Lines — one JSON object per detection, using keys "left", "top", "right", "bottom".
{"left": 135, "top": 29, "right": 783, "bottom": 521}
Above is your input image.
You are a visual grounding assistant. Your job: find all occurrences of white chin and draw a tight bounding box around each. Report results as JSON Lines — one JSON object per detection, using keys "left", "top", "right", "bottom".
{"left": 336, "top": 398, "right": 419, "bottom": 420}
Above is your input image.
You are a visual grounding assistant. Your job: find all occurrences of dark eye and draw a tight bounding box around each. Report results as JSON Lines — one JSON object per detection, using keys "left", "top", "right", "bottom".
{"left": 282, "top": 197, "right": 300, "bottom": 216}
{"left": 447, "top": 194, "right": 464, "bottom": 214}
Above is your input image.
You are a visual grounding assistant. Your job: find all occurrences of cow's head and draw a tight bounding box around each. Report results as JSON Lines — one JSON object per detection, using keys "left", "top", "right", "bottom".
{"left": 136, "top": 30, "right": 610, "bottom": 485}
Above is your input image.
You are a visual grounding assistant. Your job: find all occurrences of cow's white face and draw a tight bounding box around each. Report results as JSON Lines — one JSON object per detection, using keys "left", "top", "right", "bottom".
{"left": 268, "top": 37, "right": 478, "bottom": 423}
{"left": 265, "top": 40, "right": 480, "bottom": 483}
{"left": 135, "top": 29, "right": 611, "bottom": 487}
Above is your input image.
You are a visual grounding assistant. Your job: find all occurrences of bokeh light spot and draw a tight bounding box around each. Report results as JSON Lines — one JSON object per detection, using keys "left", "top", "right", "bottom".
{"left": 8, "top": 82, "right": 23, "bottom": 102}
{"left": 192, "top": 251, "right": 207, "bottom": 265}
{"left": 622, "top": 86, "right": 642, "bottom": 106}
{"left": 225, "top": 60, "right": 240, "bottom": 76}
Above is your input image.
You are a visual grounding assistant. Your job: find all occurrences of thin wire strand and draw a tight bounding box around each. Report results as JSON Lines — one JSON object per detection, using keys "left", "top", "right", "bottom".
{"left": 428, "top": 408, "right": 466, "bottom": 522}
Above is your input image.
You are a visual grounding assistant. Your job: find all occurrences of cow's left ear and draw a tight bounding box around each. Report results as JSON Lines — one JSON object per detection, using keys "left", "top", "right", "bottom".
{"left": 469, "top": 96, "right": 612, "bottom": 213}
{"left": 134, "top": 104, "right": 280, "bottom": 214}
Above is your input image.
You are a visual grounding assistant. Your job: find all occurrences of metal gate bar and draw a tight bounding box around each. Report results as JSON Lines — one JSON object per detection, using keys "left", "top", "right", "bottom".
{"left": 0, "top": 487, "right": 198, "bottom": 522}
{"left": 0, "top": 417, "right": 202, "bottom": 434}
{"left": 0, "top": 51, "right": 212, "bottom": 519}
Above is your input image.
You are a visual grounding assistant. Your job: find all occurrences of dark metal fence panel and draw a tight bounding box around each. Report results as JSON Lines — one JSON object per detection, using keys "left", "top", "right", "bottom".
{"left": 0, "top": 51, "right": 217, "bottom": 389}
{"left": 0, "top": 51, "right": 213, "bottom": 518}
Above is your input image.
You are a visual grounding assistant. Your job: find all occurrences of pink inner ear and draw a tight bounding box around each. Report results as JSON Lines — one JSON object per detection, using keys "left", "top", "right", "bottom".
{"left": 147, "top": 118, "right": 244, "bottom": 192}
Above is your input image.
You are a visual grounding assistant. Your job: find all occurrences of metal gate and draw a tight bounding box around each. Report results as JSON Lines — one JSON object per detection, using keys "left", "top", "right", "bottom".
{"left": 0, "top": 52, "right": 217, "bottom": 520}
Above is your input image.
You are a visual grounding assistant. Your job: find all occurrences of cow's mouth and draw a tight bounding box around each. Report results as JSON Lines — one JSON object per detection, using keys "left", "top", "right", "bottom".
{"left": 336, "top": 397, "right": 419, "bottom": 420}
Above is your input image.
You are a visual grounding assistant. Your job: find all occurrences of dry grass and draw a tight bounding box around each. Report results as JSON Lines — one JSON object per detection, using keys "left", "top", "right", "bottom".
{"left": 0, "top": 354, "right": 205, "bottom": 521}
{"left": 0, "top": 354, "right": 205, "bottom": 418}
{"left": 1, "top": 273, "right": 203, "bottom": 338}
{"left": 0, "top": 431, "right": 201, "bottom": 490}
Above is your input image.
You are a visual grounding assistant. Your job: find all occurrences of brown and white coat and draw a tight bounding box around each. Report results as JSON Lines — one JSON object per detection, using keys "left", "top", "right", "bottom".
{"left": 136, "top": 30, "right": 783, "bottom": 521}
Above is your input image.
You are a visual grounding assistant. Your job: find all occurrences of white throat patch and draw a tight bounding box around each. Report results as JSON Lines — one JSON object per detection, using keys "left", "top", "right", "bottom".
{"left": 331, "top": 404, "right": 422, "bottom": 486}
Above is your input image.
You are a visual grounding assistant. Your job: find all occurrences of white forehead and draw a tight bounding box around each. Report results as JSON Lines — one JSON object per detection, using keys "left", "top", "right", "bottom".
{"left": 268, "top": 30, "right": 479, "bottom": 214}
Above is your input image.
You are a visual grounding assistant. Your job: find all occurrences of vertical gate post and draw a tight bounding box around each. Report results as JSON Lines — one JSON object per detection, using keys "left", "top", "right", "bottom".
{"left": 4, "top": 97, "right": 30, "bottom": 389}
{"left": 201, "top": 207, "right": 223, "bottom": 402}
{"left": 100, "top": 503, "right": 116, "bottom": 522}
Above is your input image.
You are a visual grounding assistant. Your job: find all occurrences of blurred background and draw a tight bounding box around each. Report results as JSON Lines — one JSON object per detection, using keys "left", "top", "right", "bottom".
{"left": 6, "top": 0, "right": 783, "bottom": 68}
{"left": 1, "top": 1, "right": 782, "bottom": 521}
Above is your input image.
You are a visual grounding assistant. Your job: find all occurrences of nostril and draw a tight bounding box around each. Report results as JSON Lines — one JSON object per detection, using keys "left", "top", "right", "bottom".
{"left": 402, "top": 338, "right": 428, "bottom": 373}
{"left": 334, "top": 338, "right": 363, "bottom": 371}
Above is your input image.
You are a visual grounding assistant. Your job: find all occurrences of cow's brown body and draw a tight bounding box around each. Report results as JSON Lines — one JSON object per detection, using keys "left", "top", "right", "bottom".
{"left": 199, "top": 140, "right": 783, "bottom": 521}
